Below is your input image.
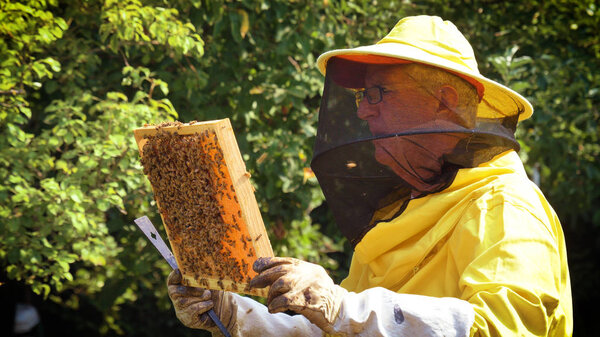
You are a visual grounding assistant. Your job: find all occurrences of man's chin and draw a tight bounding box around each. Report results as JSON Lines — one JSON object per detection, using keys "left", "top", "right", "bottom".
{"left": 373, "top": 148, "right": 440, "bottom": 189}
{"left": 373, "top": 148, "right": 391, "bottom": 167}
{"left": 374, "top": 150, "right": 408, "bottom": 179}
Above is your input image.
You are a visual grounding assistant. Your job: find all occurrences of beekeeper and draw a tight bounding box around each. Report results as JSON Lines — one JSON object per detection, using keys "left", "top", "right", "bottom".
{"left": 167, "top": 15, "right": 572, "bottom": 336}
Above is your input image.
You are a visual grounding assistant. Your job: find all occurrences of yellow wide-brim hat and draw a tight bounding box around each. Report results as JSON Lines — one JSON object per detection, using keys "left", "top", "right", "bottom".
{"left": 317, "top": 15, "right": 533, "bottom": 121}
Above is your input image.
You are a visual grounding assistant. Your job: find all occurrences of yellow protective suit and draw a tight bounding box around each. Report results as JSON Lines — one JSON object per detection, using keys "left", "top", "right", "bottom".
{"left": 341, "top": 150, "right": 572, "bottom": 336}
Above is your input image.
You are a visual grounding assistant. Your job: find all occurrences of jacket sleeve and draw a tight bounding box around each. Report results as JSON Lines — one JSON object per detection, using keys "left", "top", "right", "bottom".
{"left": 329, "top": 287, "right": 474, "bottom": 337}
{"left": 212, "top": 293, "right": 324, "bottom": 337}
{"left": 216, "top": 288, "right": 473, "bottom": 337}
{"left": 450, "top": 195, "right": 572, "bottom": 336}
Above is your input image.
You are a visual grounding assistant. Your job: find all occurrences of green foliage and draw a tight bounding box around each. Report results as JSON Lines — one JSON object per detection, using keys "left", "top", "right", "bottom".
{"left": 1, "top": 0, "right": 598, "bottom": 335}
{"left": 1, "top": 0, "right": 203, "bottom": 333}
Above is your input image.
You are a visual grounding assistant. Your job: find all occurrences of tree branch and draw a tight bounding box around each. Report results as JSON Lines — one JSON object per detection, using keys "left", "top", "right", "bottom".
{"left": 0, "top": 89, "right": 25, "bottom": 95}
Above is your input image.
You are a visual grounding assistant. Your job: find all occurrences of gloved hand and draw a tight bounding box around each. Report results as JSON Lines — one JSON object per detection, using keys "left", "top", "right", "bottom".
{"left": 167, "top": 269, "right": 234, "bottom": 331}
{"left": 249, "top": 257, "right": 348, "bottom": 334}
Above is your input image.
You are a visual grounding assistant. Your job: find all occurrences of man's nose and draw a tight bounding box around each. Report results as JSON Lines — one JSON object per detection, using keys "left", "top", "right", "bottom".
{"left": 356, "top": 101, "right": 379, "bottom": 120}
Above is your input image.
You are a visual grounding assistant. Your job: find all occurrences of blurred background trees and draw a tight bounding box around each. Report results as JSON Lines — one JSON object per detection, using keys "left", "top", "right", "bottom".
{"left": 1, "top": 0, "right": 597, "bottom": 336}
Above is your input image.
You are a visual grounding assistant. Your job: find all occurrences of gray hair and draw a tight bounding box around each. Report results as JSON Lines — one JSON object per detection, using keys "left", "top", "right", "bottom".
{"left": 402, "top": 63, "right": 478, "bottom": 128}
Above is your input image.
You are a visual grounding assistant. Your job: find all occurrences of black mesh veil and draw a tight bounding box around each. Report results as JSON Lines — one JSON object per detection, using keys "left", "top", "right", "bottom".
{"left": 311, "top": 57, "right": 523, "bottom": 247}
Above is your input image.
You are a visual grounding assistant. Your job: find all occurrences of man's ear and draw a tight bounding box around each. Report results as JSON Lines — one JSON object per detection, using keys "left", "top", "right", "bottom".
{"left": 437, "top": 85, "right": 458, "bottom": 112}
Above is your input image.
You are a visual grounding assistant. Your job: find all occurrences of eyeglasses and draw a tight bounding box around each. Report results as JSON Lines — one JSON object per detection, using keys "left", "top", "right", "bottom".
{"left": 354, "top": 85, "right": 388, "bottom": 105}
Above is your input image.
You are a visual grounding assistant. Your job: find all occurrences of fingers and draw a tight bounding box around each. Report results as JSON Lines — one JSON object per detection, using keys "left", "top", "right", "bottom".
{"left": 166, "top": 270, "right": 225, "bottom": 330}
{"left": 175, "top": 295, "right": 212, "bottom": 310}
{"left": 183, "top": 297, "right": 214, "bottom": 315}
{"left": 250, "top": 257, "right": 301, "bottom": 289}
{"left": 169, "top": 285, "right": 211, "bottom": 301}
{"left": 250, "top": 263, "right": 294, "bottom": 288}
{"left": 252, "top": 257, "right": 298, "bottom": 273}
{"left": 167, "top": 269, "right": 182, "bottom": 285}
{"left": 174, "top": 298, "right": 215, "bottom": 329}
{"left": 268, "top": 294, "right": 292, "bottom": 314}
{"left": 200, "top": 289, "right": 213, "bottom": 301}
{"left": 167, "top": 269, "right": 209, "bottom": 301}
{"left": 267, "top": 291, "right": 308, "bottom": 315}
{"left": 267, "top": 276, "right": 292, "bottom": 304}
{"left": 197, "top": 311, "right": 216, "bottom": 328}
{"left": 250, "top": 257, "right": 322, "bottom": 317}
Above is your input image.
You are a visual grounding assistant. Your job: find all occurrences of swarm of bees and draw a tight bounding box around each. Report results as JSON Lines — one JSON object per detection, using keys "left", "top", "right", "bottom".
{"left": 140, "top": 123, "right": 257, "bottom": 287}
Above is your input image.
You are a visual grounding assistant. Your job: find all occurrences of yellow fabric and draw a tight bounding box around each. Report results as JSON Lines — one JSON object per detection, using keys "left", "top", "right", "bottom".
{"left": 377, "top": 16, "right": 479, "bottom": 75}
{"left": 341, "top": 150, "right": 572, "bottom": 336}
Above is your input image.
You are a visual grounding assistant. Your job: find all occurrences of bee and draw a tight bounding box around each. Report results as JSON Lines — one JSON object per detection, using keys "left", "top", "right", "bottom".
{"left": 199, "top": 278, "right": 209, "bottom": 288}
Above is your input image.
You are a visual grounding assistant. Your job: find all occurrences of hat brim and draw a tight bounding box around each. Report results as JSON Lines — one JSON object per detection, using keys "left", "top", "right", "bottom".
{"left": 317, "top": 43, "right": 533, "bottom": 121}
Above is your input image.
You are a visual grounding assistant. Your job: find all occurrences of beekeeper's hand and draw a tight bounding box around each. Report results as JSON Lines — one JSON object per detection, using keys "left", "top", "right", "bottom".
{"left": 167, "top": 269, "right": 233, "bottom": 331}
{"left": 249, "top": 257, "right": 348, "bottom": 334}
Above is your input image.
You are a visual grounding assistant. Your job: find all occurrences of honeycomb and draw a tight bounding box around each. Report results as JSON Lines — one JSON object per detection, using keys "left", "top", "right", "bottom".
{"left": 140, "top": 124, "right": 257, "bottom": 287}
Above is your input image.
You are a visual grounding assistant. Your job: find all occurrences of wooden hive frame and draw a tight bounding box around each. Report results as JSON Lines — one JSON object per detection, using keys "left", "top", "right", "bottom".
{"left": 133, "top": 119, "right": 272, "bottom": 297}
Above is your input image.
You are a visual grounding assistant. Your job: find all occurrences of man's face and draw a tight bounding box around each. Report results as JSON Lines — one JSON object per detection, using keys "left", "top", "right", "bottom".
{"left": 356, "top": 65, "right": 463, "bottom": 191}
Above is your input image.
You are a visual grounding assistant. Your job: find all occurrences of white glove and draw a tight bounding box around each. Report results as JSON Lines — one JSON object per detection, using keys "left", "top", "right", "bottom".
{"left": 249, "top": 257, "right": 348, "bottom": 334}
{"left": 168, "top": 268, "right": 324, "bottom": 336}
{"left": 167, "top": 269, "right": 234, "bottom": 332}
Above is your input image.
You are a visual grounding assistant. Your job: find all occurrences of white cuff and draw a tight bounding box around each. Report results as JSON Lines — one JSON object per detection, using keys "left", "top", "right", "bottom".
{"left": 213, "top": 293, "right": 324, "bottom": 337}
{"left": 331, "top": 287, "right": 474, "bottom": 337}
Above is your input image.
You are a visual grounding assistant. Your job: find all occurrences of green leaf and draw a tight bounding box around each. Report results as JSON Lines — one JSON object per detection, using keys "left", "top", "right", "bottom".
{"left": 97, "top": 199, "right": 110, "bottom": 212}
{"left": 70, "top": 191, "right": 83, "bottom": 203}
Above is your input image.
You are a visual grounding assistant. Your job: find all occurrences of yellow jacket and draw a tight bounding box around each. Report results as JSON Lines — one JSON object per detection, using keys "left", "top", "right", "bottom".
{"left": 341, "top": 150, "right": 572, "bottom": 336}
